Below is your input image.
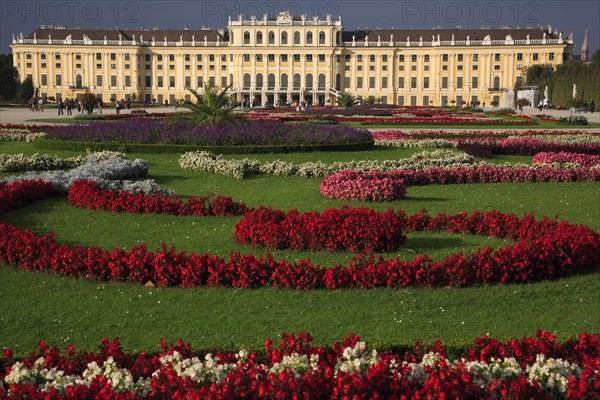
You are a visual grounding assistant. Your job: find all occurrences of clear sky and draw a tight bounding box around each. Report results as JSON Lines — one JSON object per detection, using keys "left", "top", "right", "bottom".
{"left": 1, "top": 0, "right": 599, "bottom": 56}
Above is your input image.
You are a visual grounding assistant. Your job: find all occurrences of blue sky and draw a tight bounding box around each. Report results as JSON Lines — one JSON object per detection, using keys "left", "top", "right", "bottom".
{"left": 1, "top": 0, "right": 598, "bottom": 56}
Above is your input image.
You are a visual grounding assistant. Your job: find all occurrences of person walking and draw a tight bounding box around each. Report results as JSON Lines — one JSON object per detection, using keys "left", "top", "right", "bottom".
{"left": 66, "top": 98, "right": 72, "bottom": 115}
{"left": 38, "top": 98, "right": 44, "bottom": 112}
{"left": 590, "top": 100, "right": 596, "bottom": 114}
{"left": 57, "top": 99, "right": 64, "bottom": 115}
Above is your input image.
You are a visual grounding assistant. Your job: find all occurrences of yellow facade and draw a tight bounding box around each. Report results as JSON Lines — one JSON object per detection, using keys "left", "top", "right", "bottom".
{"left": 11, "top": 11, "right": 573, "bottom": 107}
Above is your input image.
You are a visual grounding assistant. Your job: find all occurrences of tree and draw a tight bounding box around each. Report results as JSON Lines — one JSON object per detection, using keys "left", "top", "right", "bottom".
{"left": 18, "top": 76, "right": 34, "bottom": 101}
{"left": 0, "top": 54, "right": 19, "bottom": 100}
{"left": 490, "top": 100, "right": 499, "bottom": 109}
{"left": 336, "top": 91, "right": 358, "bottom": 108}
{"left": 516, "top": 98, "right": 531, "bottom": 111}
{"left": 130, "top": 92, "right": 138, "bottom": 102}
{"left": 81, "top": 92, "right": 97, "bottom": 114}
{"left": 366, "top": 96, "right": 376, "bottom": 105}
{"left": 181, "top": 84, "right": 236, "bottom": 125}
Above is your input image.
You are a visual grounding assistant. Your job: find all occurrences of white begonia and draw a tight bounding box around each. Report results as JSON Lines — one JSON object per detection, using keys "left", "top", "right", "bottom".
{"left": 159, "top": 351, "right": 237, "bottom": 385}
{"left": 0, "top": 129, "right": 46, "bottom": 142}
{"left": 334, "top": 342, "right": 380, "bottom": 376}
{"left": 527, "top": 354, "right": 582, "bottom": 395}
{"left": 269, "top": 353, "right": 319, "bottom": 377}
{"left": 180, "top": 150, "right": 474, "bottom": 179}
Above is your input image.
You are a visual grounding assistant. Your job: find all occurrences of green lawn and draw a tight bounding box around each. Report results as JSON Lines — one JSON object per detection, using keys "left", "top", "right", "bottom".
{"left": 1, "top": 141, "right": 599, "bottom": 356}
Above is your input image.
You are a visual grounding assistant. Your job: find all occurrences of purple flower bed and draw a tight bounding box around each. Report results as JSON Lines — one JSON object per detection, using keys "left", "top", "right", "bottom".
{"left": 46, "top": 120, "right": 372, "bottom": 146}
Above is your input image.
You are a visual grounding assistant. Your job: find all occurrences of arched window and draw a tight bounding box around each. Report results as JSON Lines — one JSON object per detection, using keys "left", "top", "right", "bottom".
{"left": 256, "top": 31, "right": 263, "bottom": 44}
{"left": 280, "top": 73, "right": 288, "bottom": 89}
{"left": 281, "top": 32, "right": 288, "bottom": 45}
{"left": 306, "top": 31, "right": 313, "bottom": 44}
{"left": 243, "top": 73, "right": 251, "bottom": 89}
{"left": 294, "top": 31, "right": 300, "bottom": 45}
{"left": 319, "top": 31, "right": 325, "bottom": 45}
{"left": 76, "top": 74, "right": 82, "bottom": 88}
{"left": 268, "top": 31, "right": 275, "bottom": 44}
{"left": 293, "top": 73, "right": 301, "bottom": 89}
{"left": 256, "top": 73, "right": 263, "bottom": 89}
{"left": 493, "top": 76, "right": 500, "bottom": 90}
{"left": 268, "top": 73, "right": 275, "bottom": 89}
{"left": 243, "top": 31, "right": 250, "bottom": 45}
{"left": 318, "top": 74, "right": 326, "bottom": 89}
{"left": 306, "top": 73, "right": 313, "bottom": 88}
{"left": 335, "top": 73, "right": 341, "bottom": 90}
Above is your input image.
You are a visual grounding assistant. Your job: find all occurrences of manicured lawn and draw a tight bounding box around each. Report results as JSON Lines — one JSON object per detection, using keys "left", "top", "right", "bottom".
{"left": 1, "top": 141, "right": 599, "bottom": 356}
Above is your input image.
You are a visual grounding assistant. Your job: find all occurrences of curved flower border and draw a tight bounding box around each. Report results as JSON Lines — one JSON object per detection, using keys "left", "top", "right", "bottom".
{"left": 1, "top": 180, "right": 598, "bottom": 289}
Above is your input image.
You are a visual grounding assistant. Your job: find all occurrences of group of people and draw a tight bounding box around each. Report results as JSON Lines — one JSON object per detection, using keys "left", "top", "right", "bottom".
{"left": 573, "top": 100, "right": 596, "bottom": 114}
{"left": 56, "top": 98, "right": 80, "bottom": 115}
{"left": 114, "top": 99, "right": 131, "bottom": 115}
{"left": 27, "top": 97, "right": 45, "bottom": 112}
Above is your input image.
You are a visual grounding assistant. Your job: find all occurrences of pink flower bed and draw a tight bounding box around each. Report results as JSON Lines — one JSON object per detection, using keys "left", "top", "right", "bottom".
{"left": 533, "top": 152, "right": 600, "bottom": 167}
{"left": 1, "top": 330, "right": 598, "bottom": 399}
{"left": 321, "top": 166, "right": 599, "bottom": 197}
{"left": 68, "top": 180, "right": 248, "bottom": 217}
{"left": 234, "top": 206, "right": 408, "bottom": 252}
{"left": 372, "top": 129, "right": 597, "bottom": 139}
{"left": 318, "top": 170, "right": 407, "bottom": 202}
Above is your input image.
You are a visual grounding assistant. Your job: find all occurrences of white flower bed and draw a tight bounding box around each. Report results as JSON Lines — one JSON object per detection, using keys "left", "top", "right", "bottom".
{"left": 3, "top": 346, "right": 584, "bottom": 397}
{"left": 2, "top": 156, "right": 170, "bottom": 195}
{"left": 179, "top": 150, "right": 474, "bottom": 179}
{"left": 0, "top": 129, "right": 46, "bottom": 142}
{"left": 0, "top": 150, "right": 127, "bottom": 172}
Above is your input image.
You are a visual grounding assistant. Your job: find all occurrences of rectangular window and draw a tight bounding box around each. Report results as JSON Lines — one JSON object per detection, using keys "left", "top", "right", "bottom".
{"left": 125, "top": 75, "right": 131, "bottom": 86}
{"left": 41, "top": 53, "right": 46, "bottom": 60}
{"left": 75, "top": 64, "right": 81, "bottom": 69}
{"left": 184, "top": 54, "right": 190, "bottom": 62}
{"left": 473, "top": 65, "right": 478, "bottom": 70}
{"left": 221, "top": 76, "right": 227, "bottom": 87}
{"left": 76, "top": 53, "right": 81, "bottom": 60}
{"left": 268, "top": 54, "right": 275, "bottom": 62}
{"left": 157, "top": 55, "right": 163, "bottom": 61}
{"left": 209, "top": 55, "right": 214, "bottom": 62}
{"left": 533, "top": 53, "right": 539, "bottom": 61}
{"left": 157, "top": 65, "right": 163, "bottom": 70}
{"left": 380, "top": 96, "right": 387, "bottom": 104}
{"left": 442, "top": 77, "right": 448, "bottom": 89}
{"left": 369, "top": 65, "right": 375, "bottom": 71}
{"left": 382, "top": 77, "right": 388, "bottom": 88}
{"left": 55, "top": 74, "right": 61, "bottom": 86}
{"left": 399, "top": 55, "right": 405, "bottom": 62}
{"left": 517, "top": 53, "right": 523, "bottom": 61}
{"left": 318, "top": 54, "right": 325, "bottom": 62}
{"left": 221, "top": 55, "right": 226, "bottom": 62}
{"left": 55, "top": 53, "right": 61, "bottom": 60}
{"left": 457, "top": 77, "right": 463, "bottom": 89}
{"left": 145, "top": 54, "right": 151, "bottom": 61}
{"left": 424, "top": 55, "right": 430, "bottom": 62}
{"left": 145, "top": 76, "right": 151, "bottom": 87}
{"left": 26, "top": 53, "right": 32, "bottom": 59}
{"left": 382, "top": 55, "right": 388, "bottom": 62}
{"left": 197, "top": 76, "right": 203, "bottom": 87}
{"left": 243, "top": 54, "right": 250, "bottom": 62}
{"left": 369, "top": 55, "right": 375, "bottom": 62}
{"left": 184, "top": 76, "right": 191, "bottom": 87}
{"left": 472, "top": 76, "right": 478, "bottom": 89}
{"left": 423, "top": 95, "right": 429, "bottom": 106}
{"left": 457, "top": 65, "right": 463, "bottom": 71}
{"left": 281, "top": 54, "right": 288, "bottom": 62}
{"left": 549, "top": 53, "right": 555, "bottom": 61}
{"left": 494, "top": 65, "right": 500, "bottom": 70}
{"left": 411, "top": 65, "right": 417, "bottom": 71}
{"left": 110, "top": 75, "right": 117, "bottom": 87}
{"left": 410, "top": 77, "right": 417, "bottom": 89}
{"left": 41, "top": 63, "right": 47, "bottom": 68}
{"left": 357, "top": 77, "right": 363, "bottom": 88}
{"left": 197, "top": 64, "right": 202, "bottom": 70}
{"left": 357, "top": 55, "right": 363, "bottom": 62}
{"left": 345, "top": 54, "right": 350, "bottom": 61}
{"left": 457, "top": 54, "right": 463, "bottom": 62}
{"left": 517, "top": 64, "right": 523, "bottom": 70}
{"left": 306, "top": 54, "right": 313, "bottom": 62}
{"left": 169, "top": 76, "right": 175, "bottom": 88}
{"left": 494, "top": 53, "right": 500, "bottom": 61}
{"left": 441, "top": 65, "right": 447, "bottom": 71}
{"left": 398, "top": 77, "right": 404, "bottom": 88}
{"left": 96, "top": 75, "right": 102, "bottom": 86}
{"left": 293, "top": 54, "right": 300, "bottom": 62}
{"left": 369, "top": 76, "right": 375, "bottom": 88}
{"left": 55, "top": 63, "right": 61, "bottom": 68}
{"left": 410, "top": 95, "right": 417, "bottom": 106}
{"left": 110, "top": 53, "right": 116, "bottom": 61}
{"left": 344, "top": 76, "right": 350, "bottom": 88}
{"left": 41, "top": 74, "right": 47, "bottom": 85}
{"left": 197, "top": 54, "right": 202, "bottom": 61}
{"left": 111, "top": 64, "right": 116, "bottom": 69}
{"left": 473, "top": 54, "right": 478, "bottom": 61}
{"left": 169, "top": 65, "right": 175, "bottom": 70}
{"left": 399, "top": 65, "right": 404, "bottom": 71}
{"left": 169, "top": 54, "right": 175, "bottom": 62}
{"left": 423, "top": 77, "right": 429, "bottom": 89}
{"left": 442, "top": 54, "right": 448, "bottom": 62}
{"left": 185, "top": 65, "right": 190, "bottom": 70}
{"left": 209, "top": 76, "right": 215, "bottom": 86}
{"left": 397, "top": 96, "right": 404, "bottom": 106}
{"left": 25, "top": 63, "right": 31, "bottom": 68}
{"left": 157, "top": 76, "right": 163, "bottom": 87}
{"left": 411, "top": 54, "right": 417, "bottom": 62}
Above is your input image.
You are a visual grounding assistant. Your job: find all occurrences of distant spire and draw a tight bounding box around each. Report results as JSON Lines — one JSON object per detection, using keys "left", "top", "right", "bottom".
{"left": 581, "top": 30, "right": 589, "bottom": 62}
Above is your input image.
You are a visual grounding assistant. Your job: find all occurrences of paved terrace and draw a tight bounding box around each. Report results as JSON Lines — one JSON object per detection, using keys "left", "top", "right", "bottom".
{"left": 0, "top": 105, "right": 599, "bottom": 128}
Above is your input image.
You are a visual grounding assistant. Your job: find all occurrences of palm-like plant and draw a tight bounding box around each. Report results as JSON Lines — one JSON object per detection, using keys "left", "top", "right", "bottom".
{"left": 336, "top": 91, "right": 358, "bottom": 108}
{"left": 181, "top": 84, "right": 236, "bottom": 125}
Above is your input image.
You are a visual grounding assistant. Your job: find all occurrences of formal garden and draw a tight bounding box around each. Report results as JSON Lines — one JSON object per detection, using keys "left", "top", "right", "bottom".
{"left": 0, "top": 89, "right": 599, "bottom": 397}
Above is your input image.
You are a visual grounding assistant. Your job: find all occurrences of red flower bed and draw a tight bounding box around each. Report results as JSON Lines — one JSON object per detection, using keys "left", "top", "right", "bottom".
{"left": 1, "top": 331, "right": 598, "bottom": 399}
{"left": 319, "top": 170, "right": 407, "bottom": 202}
{"left": 234, "top": 206, "right": 408, "bottom": 252}
{"left": 458, "top": 138, "right": 600, "bottom": 156}
{"left": 0, "top": 180, "right": 57, "bottom": 213}
{"left": 372, "top": 129, "right": 598, "bottom": 139}
{"left": 533, "top": 152, "right": 600, "bottom": 167}
{"left": 1, "top": 181, "right": 598, "bottom": 289}
{"left": 67, "top": 180, "right": 247, "bottom": 217}
{"left": 0, "top": 123, "right": 55, "bottom": 132}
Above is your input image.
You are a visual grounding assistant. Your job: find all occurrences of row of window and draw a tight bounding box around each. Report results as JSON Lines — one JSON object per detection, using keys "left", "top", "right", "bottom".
{"left": 241, "top": 30, "right": 329, "bottom": 45}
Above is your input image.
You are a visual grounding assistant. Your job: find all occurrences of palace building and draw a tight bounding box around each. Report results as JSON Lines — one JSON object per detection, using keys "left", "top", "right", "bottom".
{"left": 10, "top": 11, "right": 574, "bottom": 107}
